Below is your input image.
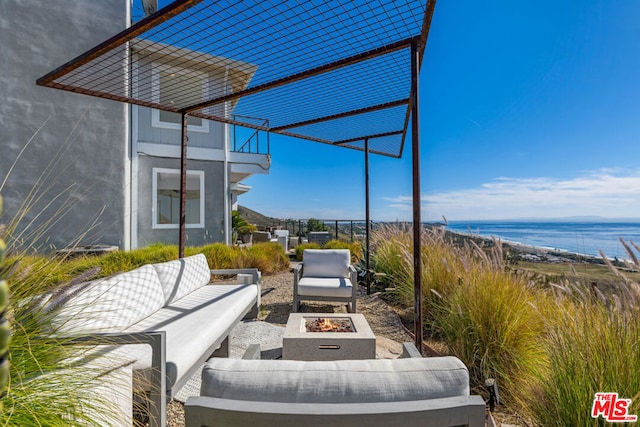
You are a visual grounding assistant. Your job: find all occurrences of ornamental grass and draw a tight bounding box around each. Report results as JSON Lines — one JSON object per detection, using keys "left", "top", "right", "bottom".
{"left": 371, "top": 224, "right": 640, "bottom": 425}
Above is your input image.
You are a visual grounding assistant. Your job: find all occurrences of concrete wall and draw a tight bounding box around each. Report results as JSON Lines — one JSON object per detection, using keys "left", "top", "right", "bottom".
{"left": 136, "top": 156, "right": 226, "bottom": 247}
{"left": 0, "top": 0, "right": 129, "bottom": 251}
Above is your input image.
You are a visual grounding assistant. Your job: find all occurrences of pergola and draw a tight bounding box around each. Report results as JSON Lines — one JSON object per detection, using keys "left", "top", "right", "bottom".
{"left": 37, "top": 0, "right": 437, "bottom": 353}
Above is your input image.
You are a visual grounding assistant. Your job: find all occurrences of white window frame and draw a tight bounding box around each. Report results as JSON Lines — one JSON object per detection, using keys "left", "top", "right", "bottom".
{"left": 151, "top": 64, "right": 210, "bottom": 133}
{"left": 152, "top": 168, "right": 205, "bottom": 229}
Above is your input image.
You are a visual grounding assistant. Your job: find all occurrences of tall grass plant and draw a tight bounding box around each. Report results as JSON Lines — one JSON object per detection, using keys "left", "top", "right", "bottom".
{"left": 521, "top": 243, "right": 640, "bottom": 425}
{"left": 371, "top": 224, "right": 548, "bottom": 406}
{"left": 371, "top": 224, "right": 640, "bottom": 424}
{"left": 1, "top": 250, "right": 133, "bottom": 426}
{"left": 525, "top": 300, "right": 639, "bottom": 425}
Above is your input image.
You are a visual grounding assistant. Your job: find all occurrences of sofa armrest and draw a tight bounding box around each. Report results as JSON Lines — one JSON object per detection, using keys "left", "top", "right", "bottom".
{"left": 65, "top": 331, "right": 166, "bottom": 427}
{"left": 211, "top": 268, "right": 261, "bottom": 309}
{"left": 401, "top": 342, "right": 423, "bottom": 358}
{"left": 242, "top": 344, "right": 261, "bottom": 360}
{"left": 210, "top": 268, "right": 261, "bottom": 286}
{"left": 293, "top": 263, "right": 303, "bottom": 284}
{"left": 348, "top": 265, "right": 357, "bottom": 286}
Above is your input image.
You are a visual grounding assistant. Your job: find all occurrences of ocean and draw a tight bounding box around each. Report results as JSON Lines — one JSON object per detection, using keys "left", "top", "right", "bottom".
{"left": 445, "top": 221, "right": 640, "bottom": 260}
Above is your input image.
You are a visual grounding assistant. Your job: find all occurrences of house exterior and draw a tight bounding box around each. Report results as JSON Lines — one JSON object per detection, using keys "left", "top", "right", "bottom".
{"left": 0, "top": 0, "right": 269, "bottom": 251}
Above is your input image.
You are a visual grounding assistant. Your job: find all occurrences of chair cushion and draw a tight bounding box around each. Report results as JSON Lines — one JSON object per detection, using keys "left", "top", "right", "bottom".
{"left": 303, "top": 249, "right": 350, "bottom": 278}
{"left": 52, "top": 264, "right": 165, "bottom": 333}
{"left": 153, "top": 254, "right": 211, "bottom": 304}
{"left": 297, "top": 277, "right": 353, "bottom": 298}
{"left": 200, "top": 357, "right": 470, "bottom": 404}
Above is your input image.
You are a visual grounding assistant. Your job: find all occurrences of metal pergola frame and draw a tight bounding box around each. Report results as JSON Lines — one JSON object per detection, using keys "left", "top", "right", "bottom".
{"left": 37, "top": 0, "right": 435, "bottom": 367}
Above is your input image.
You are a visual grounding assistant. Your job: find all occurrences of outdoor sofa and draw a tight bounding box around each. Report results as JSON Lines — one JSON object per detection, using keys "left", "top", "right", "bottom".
{"left": 184, "top": 343, "right": 486, "bottom": 427}
{"left": 50, "top": 253, "right": 261, "bottom": 427}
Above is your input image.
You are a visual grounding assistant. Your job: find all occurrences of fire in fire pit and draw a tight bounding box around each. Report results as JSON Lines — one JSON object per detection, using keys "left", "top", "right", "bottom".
{"left": 305, "top": 317, "right": 354, "bottom": 333}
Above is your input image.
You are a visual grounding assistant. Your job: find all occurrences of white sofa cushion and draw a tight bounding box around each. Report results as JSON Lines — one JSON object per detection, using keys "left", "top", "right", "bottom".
{"left": 153, "top": 254, "right": 211, "bottom": 304}
{"left": 123, "top": 283, "right": 258, "bottom": 389}
{"left": 201, "top": 357, "right": 470, "bottom": 404}
{"left": 52, "top": 265, "right": 165, "bottom": 333}
{"left": 303, "top": 249, "right": 350, "bottom": 278}
{"left": 297, "top": 277, "right": 353, "bottom": 298}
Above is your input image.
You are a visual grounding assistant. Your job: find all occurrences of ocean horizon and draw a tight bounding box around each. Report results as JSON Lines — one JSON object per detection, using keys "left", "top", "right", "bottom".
{"left": 445, "top": 220, "right": 640, "bottom": 260}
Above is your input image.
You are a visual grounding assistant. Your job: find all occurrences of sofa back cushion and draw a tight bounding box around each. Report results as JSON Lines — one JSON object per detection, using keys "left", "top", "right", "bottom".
{"left": 52, "top": 264, "right": 165, "bottom": 333}
{"left": 201, "top": 357, "right": 470, "bottom": 404}
{"left": 302, "top": 249, "right": 350, "bottom": 278}
{"left": 153, "top": 253, "right": 211, "bottom": 304}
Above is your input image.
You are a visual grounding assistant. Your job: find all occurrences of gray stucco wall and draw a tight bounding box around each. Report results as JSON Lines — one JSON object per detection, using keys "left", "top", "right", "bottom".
{"left": 136, "top": 106, "right": 226, "bottom": 149}
{"left": 136, "top": 156, "right": 226, "bottom": 246}
{"left": 0, "top": 0, "right": 129, "bottom": 251}
{"left": 134, "top": 56, "right": 227, "bottom": 149}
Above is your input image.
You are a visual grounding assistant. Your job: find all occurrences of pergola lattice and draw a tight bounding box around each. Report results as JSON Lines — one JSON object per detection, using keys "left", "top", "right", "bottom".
{"left": 37, "top": 0, "right": 436, "bottom": 372}
{"left": 38, "top": 0, "right": 434, "bottom": 157}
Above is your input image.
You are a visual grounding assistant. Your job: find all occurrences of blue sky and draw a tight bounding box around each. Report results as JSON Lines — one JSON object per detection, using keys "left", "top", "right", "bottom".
{"left": 141, "top": 1, "right": 640, "bottom": 222}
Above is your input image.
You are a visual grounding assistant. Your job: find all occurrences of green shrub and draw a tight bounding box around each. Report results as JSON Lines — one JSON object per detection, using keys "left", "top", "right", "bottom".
{"left": 323, "top": 240, "right": 363, "bottom": 261}
{"left": 294, "top": 240, "right": 362, "bottom": 262}
{"left": 232, "top": 211, "right": 256, "bottom": 235}
{"left": 247, "top": 242, "right": 289, "bottom": 274}
{"left": 6, "top": 239, "right": 293, "bottom": 296}
{"left": 5, "top": 243, "right": 179, "bottom": 294}
{"left": 306, "top": 218, "right": 327, "bottom": 232}
{"left": 197, "top": 243, "right": 235, "bottom": 269}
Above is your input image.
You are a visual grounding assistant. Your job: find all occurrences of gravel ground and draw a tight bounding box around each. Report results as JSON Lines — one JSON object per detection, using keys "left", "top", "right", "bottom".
{"left": 163, "top": 268, "right": 414, "bottom": 427}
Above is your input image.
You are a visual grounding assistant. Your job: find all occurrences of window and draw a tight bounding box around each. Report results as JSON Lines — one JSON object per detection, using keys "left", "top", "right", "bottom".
{"left": 151, "top": 65, "right": 210, "bottom": 132}
{"left": 152, "top": 168, "right": 205, "bottom": 229}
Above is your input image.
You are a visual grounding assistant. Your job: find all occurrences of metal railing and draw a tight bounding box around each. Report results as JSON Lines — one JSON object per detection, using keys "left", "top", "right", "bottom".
{"left": 232, "top": 115, "right": 270, "bottom": 155}
{"left": 261, "top": 218, "right": 372, "bottom": 242}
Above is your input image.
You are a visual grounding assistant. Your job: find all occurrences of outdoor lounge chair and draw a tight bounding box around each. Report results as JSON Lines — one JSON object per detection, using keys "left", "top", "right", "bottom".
{"left": 293, "top": 249, "right": 357, "bottom": 312}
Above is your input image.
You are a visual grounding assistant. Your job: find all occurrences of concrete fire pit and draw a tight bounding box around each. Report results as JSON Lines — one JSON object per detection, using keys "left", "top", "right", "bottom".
{"left": 282, "top": 313, "right": 376, "bottom": 361}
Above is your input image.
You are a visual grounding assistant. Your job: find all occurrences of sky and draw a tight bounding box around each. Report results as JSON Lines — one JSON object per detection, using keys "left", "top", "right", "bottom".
{"left": 142, "top": 1, "right": 640, "bottom": 222}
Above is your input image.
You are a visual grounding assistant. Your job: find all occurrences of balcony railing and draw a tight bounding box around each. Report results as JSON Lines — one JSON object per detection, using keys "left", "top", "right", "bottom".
{"left": 232, "top": 115, "right": 270, "bottom": 155}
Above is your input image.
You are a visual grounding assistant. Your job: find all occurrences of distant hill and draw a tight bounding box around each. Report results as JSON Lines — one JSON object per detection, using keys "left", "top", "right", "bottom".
{"left": 238, "top": 205, "right": 279, "bottom": 229}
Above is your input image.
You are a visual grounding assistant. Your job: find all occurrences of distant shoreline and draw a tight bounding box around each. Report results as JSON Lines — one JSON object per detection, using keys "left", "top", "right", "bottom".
{"left": 441, "top": 227, "right": 611, "bottom": 266}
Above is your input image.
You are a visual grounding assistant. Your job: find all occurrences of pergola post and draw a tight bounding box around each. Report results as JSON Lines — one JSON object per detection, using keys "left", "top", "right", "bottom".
{"left": 364, "top": 137, "right": 371, "bottom": 295}
{"left": 179, "top": 111, "right": 188, "bottom": 258}
{"left": 411, "top": 40, "right": 423, "bottom": 354}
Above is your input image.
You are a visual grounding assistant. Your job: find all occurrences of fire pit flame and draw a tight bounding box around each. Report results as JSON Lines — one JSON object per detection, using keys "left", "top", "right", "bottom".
{"left": 305, "top": 317, "right": 354, "bottom": 333}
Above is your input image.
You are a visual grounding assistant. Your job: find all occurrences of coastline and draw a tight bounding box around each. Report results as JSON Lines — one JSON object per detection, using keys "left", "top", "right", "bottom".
{"left": 440, "top": 220, "right": 640, "bottom": 262}
{"left": 442, "top": 228, "right": 612, "bottom": 266}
